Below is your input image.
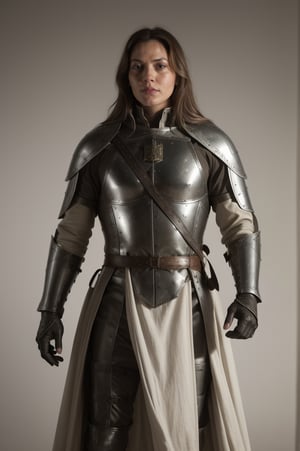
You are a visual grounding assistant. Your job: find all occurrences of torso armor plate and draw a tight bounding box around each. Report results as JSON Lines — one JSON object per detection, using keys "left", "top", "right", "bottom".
{"left": 97, "top": 126, "right": 210, "bottom": 306}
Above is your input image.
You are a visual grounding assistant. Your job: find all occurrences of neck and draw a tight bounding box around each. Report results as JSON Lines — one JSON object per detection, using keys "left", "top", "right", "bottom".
{"left": 134, "top": 104, "right": 173, "bottom": 128}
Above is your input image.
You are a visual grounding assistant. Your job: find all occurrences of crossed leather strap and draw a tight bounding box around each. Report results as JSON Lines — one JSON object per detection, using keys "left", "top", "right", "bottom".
{"left": 107, "top": 135, "right": 218, "bottom": 290}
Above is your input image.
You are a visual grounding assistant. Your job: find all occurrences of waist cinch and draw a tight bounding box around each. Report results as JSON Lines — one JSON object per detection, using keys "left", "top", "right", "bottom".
{"left": 104, "top": 254, "right": 202, "bottom": 272}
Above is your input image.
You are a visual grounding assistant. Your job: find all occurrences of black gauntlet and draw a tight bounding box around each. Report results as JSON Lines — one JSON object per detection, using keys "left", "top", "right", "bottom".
{"left": 224, "top": 232, "right": 261, "bottom": 339}
{"left": 37, "top": 235, "right": 83, "bottom": 316}
{"left": 36, "top": 236, "right": 83, "bottom": 365}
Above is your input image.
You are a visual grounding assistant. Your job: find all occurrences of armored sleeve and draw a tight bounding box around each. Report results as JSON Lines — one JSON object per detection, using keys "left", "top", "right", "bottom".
{"left": 73, "top": 151, "right": 104, "bottom": 213}
{"left": 206, "top": 150, "right": 258, "bottom": 245}
{"left": 193, "top": 142, "right": 234, "bottom": 206}
{"left": 206, "top": 153, "right": 257, "bottom": 245}
{"left": 58, "top": 121, "right": 121, "bottom": 218}
{"left": 194, "top": 142, "right": 257, "bottom": 245}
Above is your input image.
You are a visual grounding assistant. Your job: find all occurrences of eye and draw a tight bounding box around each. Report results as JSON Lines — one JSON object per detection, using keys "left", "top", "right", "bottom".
{"left": 156, "top": 63, "right": 167, "bottom": 70}
{"left": 130, "top": 62, "right": 143, "bottom": 72}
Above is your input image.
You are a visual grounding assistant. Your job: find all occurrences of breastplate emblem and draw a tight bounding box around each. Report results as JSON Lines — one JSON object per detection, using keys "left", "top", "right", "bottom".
{"left": 144, "top": 137, "right": 164, "bottom": 162}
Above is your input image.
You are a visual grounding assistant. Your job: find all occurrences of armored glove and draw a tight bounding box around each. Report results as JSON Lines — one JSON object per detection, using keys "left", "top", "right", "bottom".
{"left": 36, "top": 236, "right": 83, "bottom": 365}
{"left": 224, "top": 293, "right": 258, "bottom": 339}
{"left": 224, "top": 232, "right": 261, "bottom": 339}
{"left": 36, "top": 312, "right": 64, "bottom": 366}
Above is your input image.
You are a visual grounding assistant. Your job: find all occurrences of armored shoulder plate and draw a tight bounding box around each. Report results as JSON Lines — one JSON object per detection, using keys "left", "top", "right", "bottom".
{"left": 183, "top": 121, "right": 246, "bottom": 176}
{"left": 65, "top": 121, "right": 121, "bottom": 181}
{"left": 183, "top": 121, "right": 253, "bottom": 211}
{"left": 58, "top": 121, "right": 121, "bottom": 218}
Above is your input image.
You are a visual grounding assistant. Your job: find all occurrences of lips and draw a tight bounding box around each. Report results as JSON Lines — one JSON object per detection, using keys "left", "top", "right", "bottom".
{"left": 142, "top": 87, "right": 159, "bottom": 94}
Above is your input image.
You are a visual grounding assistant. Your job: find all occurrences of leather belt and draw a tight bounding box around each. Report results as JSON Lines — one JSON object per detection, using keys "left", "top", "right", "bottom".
{"left": 104, "top": 254, "right": 202, "bottom": 271}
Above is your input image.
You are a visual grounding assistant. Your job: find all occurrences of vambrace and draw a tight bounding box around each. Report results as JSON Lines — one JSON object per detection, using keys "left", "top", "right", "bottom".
{"left": 225, "top": 231, "right": 261, "bottom": 302}
{"left": 37, "top": 236, "right": 83, "bottom": 317}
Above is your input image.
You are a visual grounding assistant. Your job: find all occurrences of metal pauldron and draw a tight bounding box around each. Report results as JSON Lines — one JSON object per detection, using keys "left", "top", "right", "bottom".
{"left": 58, "top": 121, "right": 121, "bottom": 218}
{"left": 183, "top": 121, "right": 254, "bottom": 212}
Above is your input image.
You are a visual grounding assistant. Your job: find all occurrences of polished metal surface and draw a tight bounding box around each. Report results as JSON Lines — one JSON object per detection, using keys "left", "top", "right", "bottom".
{"left": 59, "top": 122, "right": 121, "bottom": 217}
{"left": 226, "top": 231, "right": 261, "bottom": 300}
{"left": 66, "top": 121, "right": 121, "bottom": 180}
{"left": 58, "top": 109, "right": 259, "bottom": 306}
{"left": 37, "top": 236, "right": 83, "bottom": 314}
{"left": 184, "top": 121, "right": 253, "bottom": 211}
{"left": 98, "top": 128, "right": 210, "bottom": 306}
{"left": 59, "top": 114, "right": 255, "bottom": 218}
{"left": 228, "top": 169, "right": 253, "bottom": 211}
{"left": 184, "top": 121, "right": 246, "bottom": 176}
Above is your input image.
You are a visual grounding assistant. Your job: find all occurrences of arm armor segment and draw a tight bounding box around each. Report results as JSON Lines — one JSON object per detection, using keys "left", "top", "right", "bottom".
{"left": 225, "top": 231, "right": 261, "bottom": 301}
{"left": 58, "top": 121, "right": 121, "bottom": 218}
{"left": 37, "top": 236, "right": 83, "bottom": 317}
{"left": 183, "top": 121, "right": 253, "bottom": 211}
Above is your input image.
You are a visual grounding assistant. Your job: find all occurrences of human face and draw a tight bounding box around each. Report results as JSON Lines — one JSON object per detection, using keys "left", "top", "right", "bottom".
{"left": 128, "top": 40, "right": 176, "bottom": 119}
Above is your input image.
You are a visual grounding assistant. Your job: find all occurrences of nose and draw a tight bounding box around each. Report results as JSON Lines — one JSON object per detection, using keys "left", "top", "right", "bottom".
{"left": 142, "top": 65, "right": 155, "bottom": 83}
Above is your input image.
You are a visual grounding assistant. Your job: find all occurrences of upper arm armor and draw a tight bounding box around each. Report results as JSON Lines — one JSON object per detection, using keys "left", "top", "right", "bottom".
{"left": 58, "top": 121, "right": 121, "bottom": 218}
{"left": 183, "top": 121, "right": 253, "bottom": 211}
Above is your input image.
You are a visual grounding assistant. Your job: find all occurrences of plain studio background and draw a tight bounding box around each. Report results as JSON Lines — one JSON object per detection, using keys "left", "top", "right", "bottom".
{"left": 0, "top": 1, "right": 299, "bottom": 450}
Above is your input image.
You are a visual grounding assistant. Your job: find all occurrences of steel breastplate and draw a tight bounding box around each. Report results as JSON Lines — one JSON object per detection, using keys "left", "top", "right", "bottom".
{"left": 98, "top": 127, "right": 210, "bottom": 306}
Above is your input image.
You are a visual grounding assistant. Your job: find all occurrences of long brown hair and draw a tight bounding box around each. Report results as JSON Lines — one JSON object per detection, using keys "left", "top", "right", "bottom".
{"left": 104, "top": 27, "right": 206, "bottom": 128}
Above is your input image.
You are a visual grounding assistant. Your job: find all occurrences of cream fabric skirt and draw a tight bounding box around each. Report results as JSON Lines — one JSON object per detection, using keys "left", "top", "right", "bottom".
{"left": 125, "top": 269, "right": 251, "bottom": 451}
{"left": 52, "top": 266, "right": 251, "bottom": 451}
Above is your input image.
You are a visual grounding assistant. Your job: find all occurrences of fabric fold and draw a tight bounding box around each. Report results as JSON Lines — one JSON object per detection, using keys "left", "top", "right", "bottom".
{"left": 52, "top": 267, "right": 251, "bottom": 451}
{"left": 125, "top": 270, "right": 199, "bottom": 451}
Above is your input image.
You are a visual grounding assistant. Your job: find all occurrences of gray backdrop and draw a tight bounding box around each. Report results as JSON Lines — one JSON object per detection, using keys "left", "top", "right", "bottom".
{"left": 0, "top": 1, "right": 299, "bottom": 450}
